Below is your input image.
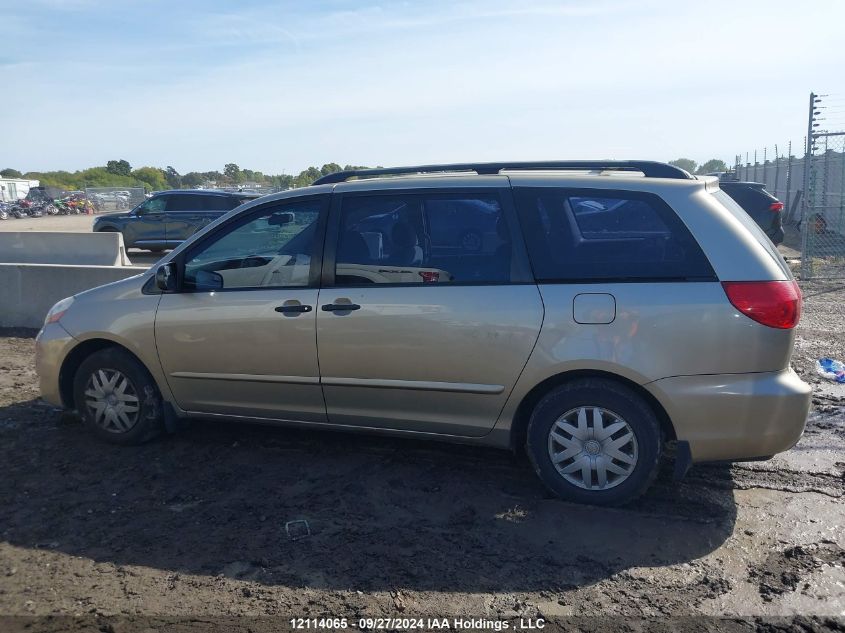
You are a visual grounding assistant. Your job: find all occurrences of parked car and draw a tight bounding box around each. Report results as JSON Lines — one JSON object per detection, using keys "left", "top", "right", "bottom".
{"left": 92, "top": 189, "right": 260, "bottom": 251}
{"left": 37, "top": 161, "right": 810, "bottom": 506}
{"left": 718, "top": 180, "right": 785, "bottom": 245}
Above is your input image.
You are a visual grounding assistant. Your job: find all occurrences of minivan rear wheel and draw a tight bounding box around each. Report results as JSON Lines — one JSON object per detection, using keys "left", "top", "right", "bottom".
{"left": 526, "top": 378, "right": 662, "bottom": 506}
{"left": 73, "top": 348, "right": 163, "bottom": 444}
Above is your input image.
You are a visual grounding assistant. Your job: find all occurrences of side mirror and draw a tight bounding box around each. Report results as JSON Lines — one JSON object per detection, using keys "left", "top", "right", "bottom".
{"left": 155, "top": 263, "right": 177, "bottom": 292}
{"left": 134, "top": 207, "right": 147, "bottom": 217}
{"left": 195, "top": 269, "right": 224, "bottom": 291}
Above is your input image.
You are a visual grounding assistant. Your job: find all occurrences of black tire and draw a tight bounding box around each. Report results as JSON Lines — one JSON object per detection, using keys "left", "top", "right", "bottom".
{"left": 73, "top": 347, "right": 164, "bottom": 445}
{"left": 97, "top": 226, "right": 118, "bottom": 232}
{"left": 526, "top": 378, "right": 662, "bottom": 506}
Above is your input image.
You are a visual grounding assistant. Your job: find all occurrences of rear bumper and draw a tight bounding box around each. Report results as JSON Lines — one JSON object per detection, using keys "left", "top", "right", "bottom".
{"left": 646, "top": 368, "right": 811, "bottom": 462}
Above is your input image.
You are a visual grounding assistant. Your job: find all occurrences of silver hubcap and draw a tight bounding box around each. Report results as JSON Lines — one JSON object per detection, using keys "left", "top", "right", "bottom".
{"left": 547, "top": 406, "right": 638, "bottom": 490}
{"left": 84, "top": 368, "right": 140, "bottom": 433}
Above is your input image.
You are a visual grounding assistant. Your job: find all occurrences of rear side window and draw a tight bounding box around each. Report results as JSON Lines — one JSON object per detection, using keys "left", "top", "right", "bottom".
{"left": 334, "top": 193, "right": 516, "bottom": 285}
{"left": 513, "top": 188, "right": 715, "bottom": 282}
{"left": 164, "top": 194, "right": 199, "bottom": 212}
{"left": 203, "top": 196, "right": 243, "bottom": 211}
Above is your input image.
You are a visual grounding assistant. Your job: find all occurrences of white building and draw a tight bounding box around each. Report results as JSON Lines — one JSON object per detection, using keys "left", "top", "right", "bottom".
{"left": 0, "top": 178, "right": 39, "bottom": 202}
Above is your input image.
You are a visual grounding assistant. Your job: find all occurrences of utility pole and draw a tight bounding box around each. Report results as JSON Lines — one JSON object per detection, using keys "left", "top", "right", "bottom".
{"left": 801, "top": 92, "right": 820, "bottom": 279}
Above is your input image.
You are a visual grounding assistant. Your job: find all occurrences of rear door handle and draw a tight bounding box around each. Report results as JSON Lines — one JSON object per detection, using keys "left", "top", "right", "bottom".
{"left": 275, "top": 304, "right": 312, "bottom": 314}
{"left": 322, "top": 303, "right": 361, "bottom": 312}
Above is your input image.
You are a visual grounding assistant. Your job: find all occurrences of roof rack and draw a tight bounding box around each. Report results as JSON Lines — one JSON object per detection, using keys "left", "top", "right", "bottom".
{"left": 312, "top": 160, "right": 691, "bottom": 185}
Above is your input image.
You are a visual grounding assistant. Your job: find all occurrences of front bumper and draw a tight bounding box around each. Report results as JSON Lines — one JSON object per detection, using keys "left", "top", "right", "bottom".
{"left": 646, "top": 368, "right": 811, "bottom": 462}
{"left": 35, "top": 322, "right": 76, "bottom": 408}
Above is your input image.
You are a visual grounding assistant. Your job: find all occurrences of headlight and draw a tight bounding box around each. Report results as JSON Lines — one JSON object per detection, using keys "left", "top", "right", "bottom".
{"left": 44, "top": 296, "right": 74, "bottom": 325}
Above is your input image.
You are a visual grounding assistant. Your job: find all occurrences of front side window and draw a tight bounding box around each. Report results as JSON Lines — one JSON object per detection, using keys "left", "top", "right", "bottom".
{"left": 334, "top": 193, "right": 514, "bottom": 285}
{"left": 135, "top": 197, "right": 166, "bottom": 215}
{"left": 514, "top": 188, "right": 714, "bottom": 281}
{"left": 183, "top": 200, "right": 322, "bottom": 290}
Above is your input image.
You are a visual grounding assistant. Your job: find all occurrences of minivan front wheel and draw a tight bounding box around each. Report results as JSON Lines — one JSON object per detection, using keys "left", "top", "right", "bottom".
{"left": 73, "top": 348, "right": 163, "bottom": 444}
{"left": 526, "top": 379, "right": 662, "bottom": 506}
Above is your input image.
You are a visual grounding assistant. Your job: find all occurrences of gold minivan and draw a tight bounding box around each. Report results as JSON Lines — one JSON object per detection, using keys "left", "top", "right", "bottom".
{"left": 36, "top": 161, "right": 811, "bottom": 505}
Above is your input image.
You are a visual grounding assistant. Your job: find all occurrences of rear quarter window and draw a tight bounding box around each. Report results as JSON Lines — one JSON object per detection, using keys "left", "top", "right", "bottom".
{"left": 513, "top": 188, "right": 715, "bottom": 282}
{"left": 712, "top": 190, "right": 792, "bottom": 278}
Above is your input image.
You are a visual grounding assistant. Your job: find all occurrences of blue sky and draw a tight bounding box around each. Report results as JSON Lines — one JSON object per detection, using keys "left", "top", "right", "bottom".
{"left": 1, "top": 0, "right": 844, "bottom": 174}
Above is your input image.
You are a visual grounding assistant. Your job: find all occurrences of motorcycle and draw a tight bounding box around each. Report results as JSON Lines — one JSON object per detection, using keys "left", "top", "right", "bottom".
{"left": 12, "top": 199, "right": 46, "bottom": 218}
{"left": 0, "top": 201, "right": 10, "bottom": 220}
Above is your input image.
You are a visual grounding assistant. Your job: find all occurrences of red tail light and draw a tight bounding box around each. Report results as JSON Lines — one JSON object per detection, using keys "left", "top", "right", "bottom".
{"left": 769, "top": 201, "right": 784, "bottom": 212}
{"left": 722, "top": 280, "right": 801, "bottom": 329}
{"left": 419, "top": 271, "right": 440, "bottom": 283}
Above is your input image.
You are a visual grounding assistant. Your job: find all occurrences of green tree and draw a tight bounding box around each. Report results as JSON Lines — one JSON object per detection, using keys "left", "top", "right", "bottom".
{"left": 181, "top": 172, "right": 204, "bottom": 188}
{"left": 131, "top": 167, "right": 168, "bottom": 191}
{"left": 165, "top": 166, "right": 182, "bottom": 189}
{"left": 293, "top": 166, "right": 323, "bottom": 188}
{"left": 1, "top": 168, "right": 23, "bottom": 178}
{"left": 223, "top": 163, "right": 240, "bottom": 181}
{"left": 106, "top": 159, "right": 132, "bottom": 176}
{"left": 696, "top": 159, "right": 728, "bottom": 174}
{"left": 320, "top": 162, "right": 342, "bottom": 176}
{"left": 668, "top": 158, "right": 697, "bottom": 174}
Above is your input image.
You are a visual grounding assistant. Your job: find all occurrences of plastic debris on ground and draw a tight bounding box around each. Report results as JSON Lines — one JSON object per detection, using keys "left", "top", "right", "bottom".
{"left": 816, "top": 358, "right": 845, "bottom": 384}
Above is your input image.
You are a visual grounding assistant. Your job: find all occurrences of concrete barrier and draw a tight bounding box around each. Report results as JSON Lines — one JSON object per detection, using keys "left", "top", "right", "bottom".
{"left": 0, "top": 263, "right": 147, "bottom": 328}
{"left": 0, "top": 231, "right": 132, "bottom": 266}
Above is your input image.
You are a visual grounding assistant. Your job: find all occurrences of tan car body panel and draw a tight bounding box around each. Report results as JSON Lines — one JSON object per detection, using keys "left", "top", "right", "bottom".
{"left": 154, "top": 288, "right": 325, "bottom": 422}
{"left": 316, "top": 284, "right": 543, "bottom": 437}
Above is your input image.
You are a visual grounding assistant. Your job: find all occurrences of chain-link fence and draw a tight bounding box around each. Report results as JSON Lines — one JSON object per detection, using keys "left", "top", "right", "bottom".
{"left": 732, "top": 141, "right": 845, "bottom": 279}
{"left": 84, "top": 187, "right": 146, "bottom": 213}
{"left": 803, "top": 132, "right": 845, "bottom": 279}
{"left": 733, "top": 145, "right": 805, "bottom": 225}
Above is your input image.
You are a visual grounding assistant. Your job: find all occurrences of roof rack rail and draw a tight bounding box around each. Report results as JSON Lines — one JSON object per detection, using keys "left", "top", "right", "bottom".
{"left": 312, "top": 160, "right": 691, "bottom": 185}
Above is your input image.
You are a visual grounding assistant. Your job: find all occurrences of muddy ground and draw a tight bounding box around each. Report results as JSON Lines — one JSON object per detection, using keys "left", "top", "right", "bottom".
{"left": 0, "top": 283, "right": 843, "bottom": 631}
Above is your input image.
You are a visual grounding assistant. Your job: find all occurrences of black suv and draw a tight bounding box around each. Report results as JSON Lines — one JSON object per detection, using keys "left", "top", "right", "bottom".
{"left": 93, "top": 190, "right": 261, "bottom": 251}
{"left": 718, "top": 181, "right": 785, "bottom": 245}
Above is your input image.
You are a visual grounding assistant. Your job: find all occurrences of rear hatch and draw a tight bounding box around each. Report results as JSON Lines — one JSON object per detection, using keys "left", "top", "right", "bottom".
{"left": 720, "top": 182, "right": 783, "bottom": 235}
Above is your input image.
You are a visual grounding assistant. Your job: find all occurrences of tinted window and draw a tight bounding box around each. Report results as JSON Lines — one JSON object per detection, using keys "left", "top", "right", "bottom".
{"left": 721, "top": 185, "right": 777, "bottom": 212}
{"left": 183, "top": 200, "right": 322, "bottom": 290}
{"left": 514, "top": 188, "right": 714, "bottom": 281}
{"left": 135, "top": 197, "right": 166, "bottom": 214}
{"left": 335, "top": 193, "right": 514, "bottom": 285}
{"left": 165, "top": 194, "right": 199, "bottom": 212}
{"left": 203, "top": 195, "right": 244, "bottom": 211}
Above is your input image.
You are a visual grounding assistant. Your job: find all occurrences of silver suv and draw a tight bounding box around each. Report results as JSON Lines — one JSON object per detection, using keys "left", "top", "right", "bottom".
{"left": 35, "top": 161, "right": 811, "bottom": 505}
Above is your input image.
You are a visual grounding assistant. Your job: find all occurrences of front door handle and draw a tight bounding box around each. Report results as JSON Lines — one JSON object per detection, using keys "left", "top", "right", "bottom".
{"left": 275, "top": 304, "right": 312, "bottom": 314}
{"left": 322, "top": 303, "right": 361, "bottom": 312}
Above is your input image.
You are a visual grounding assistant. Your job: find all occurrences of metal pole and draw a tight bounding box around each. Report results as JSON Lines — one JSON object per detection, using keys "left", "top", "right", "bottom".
{"left": 774, "top": 144, "right": 780, "bottom": 199}
{"left": 839, "top": 139, "right": 845, "bottom": 236}
{"left": 785, "top": 141, "right": 793, "bottom": 220}
{"left": 801, "top": 93, "right": 816, "bottom": 280}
